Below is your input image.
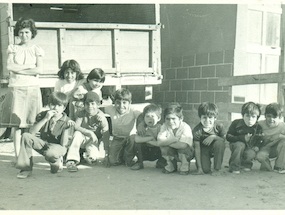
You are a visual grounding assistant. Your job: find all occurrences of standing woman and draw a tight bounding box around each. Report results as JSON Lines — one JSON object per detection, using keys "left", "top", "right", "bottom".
{"left": 0, "top": 18, "right": 44, "bottom": 160}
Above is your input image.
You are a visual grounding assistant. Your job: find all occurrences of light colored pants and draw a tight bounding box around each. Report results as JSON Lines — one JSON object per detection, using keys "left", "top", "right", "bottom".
{"left": 256, "top": 139, "right": 285, "bottom": 171}
{"left": 160, "top": 145, "right": 194, "bottom": 172}
{"left": 16, "top": 132, "right": 66, "bottom": 171}
{"left": 66, "top": 131, "right": 99, "bottom": 164}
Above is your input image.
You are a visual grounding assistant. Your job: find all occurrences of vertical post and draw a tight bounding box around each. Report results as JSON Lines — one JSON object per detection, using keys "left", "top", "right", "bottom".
{"left": 58, "top": 28, "right": 66, "bottom": 68}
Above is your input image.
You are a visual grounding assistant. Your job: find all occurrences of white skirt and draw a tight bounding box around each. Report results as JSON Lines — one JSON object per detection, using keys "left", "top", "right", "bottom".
{"left": 0, "top": 86, "right": 42, "bottom": 128}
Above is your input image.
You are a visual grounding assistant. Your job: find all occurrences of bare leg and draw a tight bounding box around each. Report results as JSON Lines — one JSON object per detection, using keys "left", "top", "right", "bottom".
{"left": 13, "top": 127, "right": 22, "bottom": 159}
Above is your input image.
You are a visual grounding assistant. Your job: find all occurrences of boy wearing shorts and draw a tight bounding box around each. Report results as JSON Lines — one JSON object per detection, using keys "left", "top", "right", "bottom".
{"left": 131, "top": 103, "right": 166, "bottom": 170}
{"left": 192, "top": 102, "right": 226, "bottom": 175}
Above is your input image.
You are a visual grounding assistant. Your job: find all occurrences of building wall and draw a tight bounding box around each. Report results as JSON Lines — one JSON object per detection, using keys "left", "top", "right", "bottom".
{"left": 152, "top": 4, "right": 237, "bottom": 127}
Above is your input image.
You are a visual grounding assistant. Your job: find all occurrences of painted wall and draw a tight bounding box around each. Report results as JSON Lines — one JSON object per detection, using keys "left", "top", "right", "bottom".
{"left": 152, "top": 4, "right": 237, "bottom": 127}
{"left": 160, "top": 4, "right": 237, "bottom": 58}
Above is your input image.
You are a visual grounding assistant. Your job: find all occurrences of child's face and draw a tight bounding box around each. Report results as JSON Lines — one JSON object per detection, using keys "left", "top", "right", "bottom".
{"left": 115, "top": 99, "right": 130, "bottom": 115}
{"left": 85, "top": 101, "right": 99, "bottom": 115}
{"left": 200, "top": 115, "right": 216, "bottom": 130}
{"left": 265, "top": 113, "right": 280, "bottom": 128}
{"left": 144, "top": 112, "right": 160, "bottom": 127}
{"left": 49, "top": 103, "right": 65, "bottom": 117}
{"left": 64, "top": 68, "right": 76, "bottom": 83}
{"left": 18, "top": 28, "right": 32, "bottom": 44}
{"left": 243, "top": 113, "right": 258, "bottom": 127}
{"left": 88, "top": 79, "right": 103, "bottom": 90}
{"left": 165, "top": 113, "right": 182, "bottom": 130}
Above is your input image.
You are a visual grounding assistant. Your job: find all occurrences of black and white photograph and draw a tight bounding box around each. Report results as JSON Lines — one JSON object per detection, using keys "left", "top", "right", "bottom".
{"left": 0, "top": 1, "right": 285, "bottom": 213}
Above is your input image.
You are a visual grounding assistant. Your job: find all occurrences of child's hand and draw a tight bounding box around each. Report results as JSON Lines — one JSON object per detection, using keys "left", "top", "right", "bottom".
{"left": 67, "top": 120, "right": 75, "bottom": 127}
{"left": 245, "top": 133, "right": 252, "bottom": 143}
{"left": 202, "top": 135, "right": 216, "bottom": 146}
{"left": 45, "top": 110, "right": 57, "bottom": 120}
{"left": 88, "top": 131, "right": 98, "bottom": 143}
{"left": 253, "top": 146, "right": 259, "bottom": 152}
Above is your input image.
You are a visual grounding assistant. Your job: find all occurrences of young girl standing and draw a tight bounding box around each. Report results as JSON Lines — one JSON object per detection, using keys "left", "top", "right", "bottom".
{"left": 0, "top": 18, "right": 44, "bottom": 160}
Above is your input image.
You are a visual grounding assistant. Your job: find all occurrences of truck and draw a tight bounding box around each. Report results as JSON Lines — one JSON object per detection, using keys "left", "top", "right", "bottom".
{"left": 0, "top": 3, "right": 162, "bottom": 139}
{"left": 0, "top": 3, "right": 162, "bottom": 99}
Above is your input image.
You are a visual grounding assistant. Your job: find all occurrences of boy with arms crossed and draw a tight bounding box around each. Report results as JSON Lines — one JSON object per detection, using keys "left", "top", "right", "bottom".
{"left": 157, "top": 102, "right": 194, "bottom": 175}
{"left": 256, "top": 103, "right": 285, "bottom": 173}
{"left": 192, "top": 102, "right": 226, "bottom": 175}
{"left": 131, "top": 103, "right": 166, "bottom": 170}
{"left": 226, "top": 102, "right": 263, "bottom": 174}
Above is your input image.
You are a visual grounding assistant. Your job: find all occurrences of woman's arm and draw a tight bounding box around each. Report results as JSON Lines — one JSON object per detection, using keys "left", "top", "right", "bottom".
{"left": 7, "top": 54, "right": 43, "bottom": 75}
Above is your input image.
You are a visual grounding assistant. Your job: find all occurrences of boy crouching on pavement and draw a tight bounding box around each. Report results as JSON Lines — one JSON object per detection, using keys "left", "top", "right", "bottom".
{"left": 226, "top": 102, "right": 263, "bottom": 174}
{"left": 103, "top": 88, "right": 141, "bottom": 166}
{"left": 256, "top": 103, "right": 285, "bottom": 174}
{"left": 157, "top": 102, "right": 194, "bottom": 175}
{"left": 192, "top": 102, "right": 226, "bottom": 175}
{"left": 16, "top": 92, "right": 71, "bottom": 179}
{"left": 131, "top": 103, "right": 166, "bottom": 170}
{"left": 65, "top": 91, "right": 110, "bottom": 172}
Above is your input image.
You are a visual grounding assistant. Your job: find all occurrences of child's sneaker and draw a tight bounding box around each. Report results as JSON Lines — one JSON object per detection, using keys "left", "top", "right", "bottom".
{"left": 17, "top": 170, "right": 32, "bottom": 179}
{"left": 66, "top": 161, "right": 78, "bottom": 172}
{"left": 131, "top": 162, "right": 144, "bottom": 170}
{"left": 273, "top": 166, "right": 285, "bottom": 174}
{"left": 230, "top": 169, "right": 240, "bottom": 174}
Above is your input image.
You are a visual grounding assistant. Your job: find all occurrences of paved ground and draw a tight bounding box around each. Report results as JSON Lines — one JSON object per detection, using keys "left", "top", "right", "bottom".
{"left": 0, "top": 140, "right": 285, "bottom": 213}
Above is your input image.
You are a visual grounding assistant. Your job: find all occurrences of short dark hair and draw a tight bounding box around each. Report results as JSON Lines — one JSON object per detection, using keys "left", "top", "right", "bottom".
{"left": 198, "top": 102, "right": 218, "bottom": 118}
{"left": 265, "top": 103, "right": 283, "bottom": 118}
{"left": 14, "top": 18, "right": 37, "bottom": 39}
{"left": 163, "top": 102, "right": 183, "bottom": 119}
{"left": 143, "top": 103, "right": 162, "bottom": 118}
{"left": 113, "top": 88, "right": 132, "bottom": 102}
{"left": 48, "top": 92, "right": 69, "bottom": 107}
{"left": 87, "top": 68, "right": 105, "bottom": 83}
{"left": 57, "top": 59, "right": 84, "bottom": 80}
{"left": 241, "top": 102, "right": 261, "bottom": 119}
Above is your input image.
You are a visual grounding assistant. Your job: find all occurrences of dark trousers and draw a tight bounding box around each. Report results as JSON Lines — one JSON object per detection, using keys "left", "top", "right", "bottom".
{"left": 200, "top": 139, "right": 225, "bottom": 173}
{"left": 229, "top": 141, "right": 257, "bottom": 171}
{"left": 109, "top": 135, "right": 135, "bottom": 166}
{"left": 134, "top": 142, "right": 164, "bottom": 163}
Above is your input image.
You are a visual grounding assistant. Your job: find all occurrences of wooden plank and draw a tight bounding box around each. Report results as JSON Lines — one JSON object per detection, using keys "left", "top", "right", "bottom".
{"left": 10, "top": 21, "right": 160, "bottom": 31}
{"left": 219, "top": 73, "right": 285, "bottom": 86}
{"left": 64, "top": 45, "right": 112, "bottom": 61}
{"left": 65, "top": 30, "right": 112, "bottom": 46}
{"left": 216, "top": 102, "right": 267, "bottom": 115}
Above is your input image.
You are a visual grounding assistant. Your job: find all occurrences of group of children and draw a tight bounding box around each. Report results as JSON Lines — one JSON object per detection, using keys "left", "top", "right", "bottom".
{"left": 15, "top": 65, "right": 285, "bottom": 178}
{"left": 3, "top": 17, "right": 285, "bottom": 180}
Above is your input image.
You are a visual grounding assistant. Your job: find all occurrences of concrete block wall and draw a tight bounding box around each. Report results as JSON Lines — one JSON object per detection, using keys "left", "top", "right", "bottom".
{"left": 153, "top": 50, "right": 234, "bottom": 128}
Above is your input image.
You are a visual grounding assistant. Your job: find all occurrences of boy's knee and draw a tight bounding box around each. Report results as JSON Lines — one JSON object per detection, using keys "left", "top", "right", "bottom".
{"left": 231, "top": 141, "right": 245, "bottom": 151}
{"left": 213, "top": 139, "right": 225, "bottom": 149}
{"left": 45, "top": 144, "right": 67, "bottom": 163}
{"left": 256, "top": 151, "right": 267, "bottom": 162}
